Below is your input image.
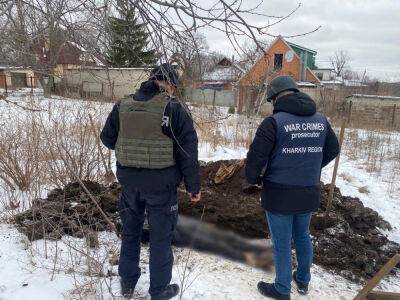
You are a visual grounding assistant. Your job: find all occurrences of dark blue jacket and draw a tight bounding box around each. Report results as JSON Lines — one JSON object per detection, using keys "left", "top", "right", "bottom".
{"left": 100, "top": 81, "right": 200, "bottom": 194}
{"left": 246, "top": 92, "right": 339, "bottom": 214}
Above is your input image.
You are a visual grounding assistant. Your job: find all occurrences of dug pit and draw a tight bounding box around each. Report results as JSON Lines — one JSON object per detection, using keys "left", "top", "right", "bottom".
{"left": 14, "top": 160, "right": 399, "bottom": 282}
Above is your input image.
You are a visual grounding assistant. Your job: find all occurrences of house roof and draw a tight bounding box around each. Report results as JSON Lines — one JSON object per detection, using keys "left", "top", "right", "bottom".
{"left": 321, "top": 79, "right": 369, "bottom": 87}
{"left": 216, "top": 57, "right": 232, "bottom": 67}
{"left": 66, "top": 66, "right": 150, "bottom": 71}
{"left": 313, "top": 68, "right": 334, "bottom": 71}
{"left": 201, "top": 81, "right": 226, "bottom": 85}
{"left": 343, "top": 79, "right": 368, "bottom": 87}
{"left": 349, "top": 94, "right": 400, "bottom": 100}
{"left": 287, "top": 41, "right": 317, "bottom": 55}
{"left": 203, "top": 66, "right": 242, "bottom": 81}
{"left": 234, "top": 63, "right": 246, "bottom": 74}
{"left": 31, "top": 39, "right": 107, "bottom": 67}
{"left": 321, "top": 80, "right": 343, "bottom": 85}
{"left": 0, "top": 65, "right": 32, "bottom": 71}
{"left": 296, "top": 81, "right": 317, "bottom": 87}
{"left": 203, "top": 57, "right": 244, "bottom": 81}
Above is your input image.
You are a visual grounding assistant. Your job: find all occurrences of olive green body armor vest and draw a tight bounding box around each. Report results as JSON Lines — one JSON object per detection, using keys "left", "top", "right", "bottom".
{"left": 115, "top": 94, "right": 175, "bottom": 169}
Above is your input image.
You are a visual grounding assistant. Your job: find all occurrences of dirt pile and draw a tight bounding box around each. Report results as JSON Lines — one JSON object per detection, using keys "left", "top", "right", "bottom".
{"left": 14, "top": 160, "right": 399, "bottom": 281}
{"left": 178, "top": 160, "right": 267, "bottom": 238}
{"left": 178, "top": 160, "right": 399, "bottom": 281}
{"left": 310, "top": 189, "right": 399, "bottom": 281}
{"left": 14, "top": 181, "right": 122, "bottom": 240}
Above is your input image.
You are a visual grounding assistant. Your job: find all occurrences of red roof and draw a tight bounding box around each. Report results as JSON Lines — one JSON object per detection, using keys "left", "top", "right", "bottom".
{"left": 32, "top": 40, "right": 106, "bottom": 67}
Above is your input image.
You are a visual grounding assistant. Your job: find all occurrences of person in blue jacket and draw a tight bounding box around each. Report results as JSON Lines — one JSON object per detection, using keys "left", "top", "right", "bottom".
{"left": 101, "top": 63, "right": 201, "bottom": 300}
{"left": 246, "top": 76, "right": 339, "bottom": 300}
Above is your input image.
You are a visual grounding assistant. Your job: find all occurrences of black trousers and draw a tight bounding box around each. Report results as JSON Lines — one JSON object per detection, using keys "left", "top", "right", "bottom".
{"left": 118, "top": 186, "right": 178, "bottom": 297}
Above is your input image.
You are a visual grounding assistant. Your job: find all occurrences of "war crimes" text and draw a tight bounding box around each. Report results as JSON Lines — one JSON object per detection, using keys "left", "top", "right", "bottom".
{"left": 284, "top": 122, "right": 325, "bottom": 132}
{"left": 283, "top": 122, "right": 325, "bottom": 140}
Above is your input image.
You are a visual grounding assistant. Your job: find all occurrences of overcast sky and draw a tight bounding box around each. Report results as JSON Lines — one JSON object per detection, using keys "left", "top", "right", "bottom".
{"left": 200, "top": 0, "right": 400, "bottom": 81}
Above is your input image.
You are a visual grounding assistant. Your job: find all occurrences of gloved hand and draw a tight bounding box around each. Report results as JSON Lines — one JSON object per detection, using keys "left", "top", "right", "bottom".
{"left": 242, "top": 184, "right": 262, "bottom": 194}
{"left": 243, "top": 177, "right": 263, "bottom": 194}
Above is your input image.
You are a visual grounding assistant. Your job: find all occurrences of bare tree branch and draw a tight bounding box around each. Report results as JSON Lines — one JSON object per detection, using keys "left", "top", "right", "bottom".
{"left": 330, "top": 50, "right": 351, "bottom": 77}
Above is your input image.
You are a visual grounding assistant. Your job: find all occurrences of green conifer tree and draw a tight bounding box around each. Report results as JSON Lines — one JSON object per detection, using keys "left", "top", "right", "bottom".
{"left": 107, "top": 0, "right": 156, "bottom": 67}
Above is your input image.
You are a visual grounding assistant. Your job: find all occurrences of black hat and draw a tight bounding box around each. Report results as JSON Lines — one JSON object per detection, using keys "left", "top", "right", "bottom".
{"left": 266, "top": 75, "right": 299, "bottom": 102}
{"left": 149, "top": 63, "right": 179, "bottom": 86}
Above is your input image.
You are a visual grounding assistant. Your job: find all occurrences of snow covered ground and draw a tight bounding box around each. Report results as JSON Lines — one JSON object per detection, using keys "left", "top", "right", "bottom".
{"left": 321, "top": 154, "right": 400, "bottom": 244}
{"left": 0, "top": 223, "right": 366, "bottom": 300}
{"left": 0, "top": 89, "right": 399, "bottom": 299}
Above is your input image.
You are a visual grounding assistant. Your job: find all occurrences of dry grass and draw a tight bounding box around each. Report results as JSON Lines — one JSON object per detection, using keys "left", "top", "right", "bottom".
{"left": 191, "top": 105, "right": 260, "bottom": 151}
{"left": 0, "top": 92, "right": 119, "bottom": 298}
{"left": 358, "top": 186, "right": 370, "bottom": 194}
{"left": 343, "top": 128, "right": 400, "bottom": 175}
{"left": 339, "top": 172, "right": 353, "bottom": 183}
{"left": 190, "top": 102, "right": 400, "bottom": 199}
{"left": 0, "top": 90, "right": 399, "bottom": 298}
{"left": 0, "top": 118, "right": 41, "bottom": 191}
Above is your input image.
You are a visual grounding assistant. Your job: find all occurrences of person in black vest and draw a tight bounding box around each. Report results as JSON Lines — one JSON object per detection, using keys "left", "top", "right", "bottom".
{"left": 101, "top": 63, "right": 201, "bottom": 300}
{"left": 246, "top": 76, "right": 339, "bottom": 299}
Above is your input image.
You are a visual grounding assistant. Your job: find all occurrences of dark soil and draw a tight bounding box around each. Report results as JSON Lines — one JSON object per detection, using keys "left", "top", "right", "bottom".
{"left": 14, "top": 160, "right": 400, "bottom": 282}
{"left": 178, "top": 160, "right": 267, "bottom": 238}
{"left": 14, "top": 181, "right": 122, "bottom": 240}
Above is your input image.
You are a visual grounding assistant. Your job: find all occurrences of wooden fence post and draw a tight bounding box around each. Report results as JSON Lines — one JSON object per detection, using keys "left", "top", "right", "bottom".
{"left": 366, "top": 291, "right": 400, "bottom": 300}
{"left": 80, "top": 81, "right": 84, "bottom": 98}
{"left": 391, "top": 104, "right": 396, "bottom": 128}
{"left": 212, "top": 89, "right": 216, "bottom": 112}
{"left": 0, "top": 74, "right": 4, "bottom": 91}
{"left": 5, "top": 75, "right": 8, "bottom": 95}
{"left": 353, "top": 254, "right": 400, "bottom": 300}
{"left": 348, "top": 100, "right": 353, "bottom": 125}
{"left": 111, "top": 81, "right": 115, "bottom": 101}
{"left": 325, "top": 119, "right": 346, "bottom": 216}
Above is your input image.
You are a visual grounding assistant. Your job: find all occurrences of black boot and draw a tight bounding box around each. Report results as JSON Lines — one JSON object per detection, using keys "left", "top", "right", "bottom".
{"left": 151, "top": 284, "right": 179, "bottom": 300}
{"left": 120, "top": 280, "right": 135, "bottom": 299}
{"left": 257, "top": 282, "right": 290, "bottom": 300}
{"left": 293, "top": 271, "right": 309, "bottom": 295}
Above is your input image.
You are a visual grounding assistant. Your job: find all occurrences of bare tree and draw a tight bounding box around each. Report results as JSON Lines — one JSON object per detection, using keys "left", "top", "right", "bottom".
{"left": 168, "top": 32, "right": 210, "bottom": 83}
{"left": 239, "top": 39, "right": 270, "bottom": 68}
{"left": 343, "top": 68, "right": 370, "bottom": 83}
{"left": 0, "top": 0, "right": 93, "bottom": 96}
{"left": 330, "top": 50, "right": 351, "bottom": 78}
{"left": 0, "top": 0, "right": 321, "bottom": 99}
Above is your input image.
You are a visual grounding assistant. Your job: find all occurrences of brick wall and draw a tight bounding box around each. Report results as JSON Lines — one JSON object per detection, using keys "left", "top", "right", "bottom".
{"left": 237, "top": 37, "right": 320, "bottom": 112}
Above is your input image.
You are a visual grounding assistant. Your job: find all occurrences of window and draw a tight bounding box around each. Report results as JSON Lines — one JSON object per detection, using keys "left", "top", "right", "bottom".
{"left": 274, "top": 54, "right": 283, "bottom": 70}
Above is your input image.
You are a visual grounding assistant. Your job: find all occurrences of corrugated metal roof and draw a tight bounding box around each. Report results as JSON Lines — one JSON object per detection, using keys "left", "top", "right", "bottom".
{"left": 202, "top": 66, "right": 242, "bottom": 81}
{"left": 296, "top": 81, "right": 317, "bottom": 87}
{"left": 350, "top": 94, "right": 400, "bottom": 100}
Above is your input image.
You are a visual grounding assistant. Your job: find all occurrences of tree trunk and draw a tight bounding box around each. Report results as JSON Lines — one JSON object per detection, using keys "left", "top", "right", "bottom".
{"left": 37, "top": 74, "right": 53, "bottom": 98}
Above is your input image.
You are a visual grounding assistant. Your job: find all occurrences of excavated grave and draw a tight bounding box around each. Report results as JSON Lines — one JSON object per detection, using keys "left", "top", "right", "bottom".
{"left": 13, "top": 160, "right": 400, "bottom": 282}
